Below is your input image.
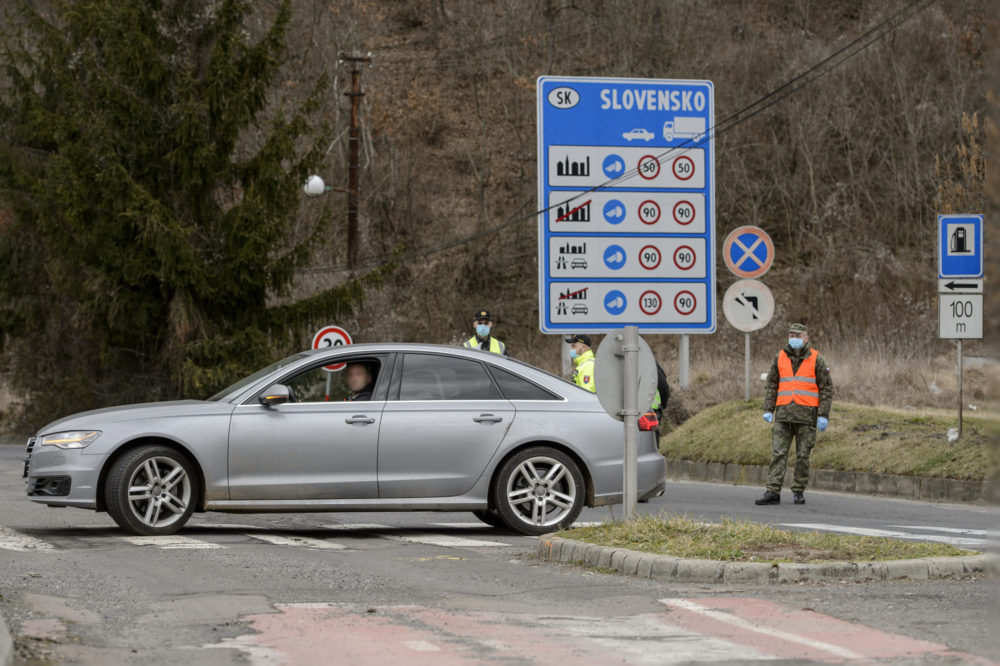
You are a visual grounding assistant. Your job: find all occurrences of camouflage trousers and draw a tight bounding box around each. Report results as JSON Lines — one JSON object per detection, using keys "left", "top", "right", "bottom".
{"left": 766, "top": 421, "right": 816, "bottom": 493}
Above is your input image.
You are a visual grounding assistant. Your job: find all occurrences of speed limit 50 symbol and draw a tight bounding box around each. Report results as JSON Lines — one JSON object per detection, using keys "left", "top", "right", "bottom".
{"left": 673, "top": 246, "right": 696, "bottom": 271}
{"left": 639, "top": 290, "right": 662, "bottom": 315}
{"left": 638, "top": 155, "right": 660, "bottom": 180}
{"left": 639, "top": 200, "right": 661, "bottom": 225}
{"left": 673, "top": 200, "right": 695, "bottom": 225}
{"left": 674, "top": 291, "right": 696, "bottom": 315}
{"left": 639, "top": 245, "right": 662, "bottom": 270}
{"left": 672, "top": 156, "right": 695, "bottom": 180}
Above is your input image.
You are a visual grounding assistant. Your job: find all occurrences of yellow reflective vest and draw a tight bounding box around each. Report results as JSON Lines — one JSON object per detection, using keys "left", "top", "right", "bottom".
{"left": 572, "top": 349, "right": 596, "bottom": 392}
{"left": 463, "top": 336, "right": 506, "bottom": 355}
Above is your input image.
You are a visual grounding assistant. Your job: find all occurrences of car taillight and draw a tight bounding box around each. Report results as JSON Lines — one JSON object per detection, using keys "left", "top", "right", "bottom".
{"left": 638, "top": 411, "right": 659, "bottom": 431}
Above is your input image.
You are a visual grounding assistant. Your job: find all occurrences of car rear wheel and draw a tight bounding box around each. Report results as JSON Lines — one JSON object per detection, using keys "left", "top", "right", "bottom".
{"left": 105, "top": 446, "right": 197, "bottom": 535}
{"left": 492, "top": 447, "right": 584, "bottom": 535}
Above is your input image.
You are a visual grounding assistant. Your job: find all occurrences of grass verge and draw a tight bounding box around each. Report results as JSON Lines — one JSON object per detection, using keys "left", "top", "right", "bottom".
{"left": 559, "top": 514, "right": 974, "bottom": 563}
{"left": 659, "top": 400, "right": 997, "bottom": 481}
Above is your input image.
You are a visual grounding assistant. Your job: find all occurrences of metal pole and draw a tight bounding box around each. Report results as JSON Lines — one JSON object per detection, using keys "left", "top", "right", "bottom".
{"left": 678, "top": 334, "right": 690, "bottom": 390}
{"left": 622, "top": 326, "right": 639, "bottom": 520}
{"left": 325, "top": 372, "right": 332, "bottom": 402}
{"left": 340, "top": 52, "right": 370, "bottom": 272}
{"left": 744, "top": 332, "right": 751, "bottom": 402}
{"left": 958, "top": 339, "right": 963, "bottom": 439}
{"left": 561, "top": 337, "right": 571, "bottom": 379}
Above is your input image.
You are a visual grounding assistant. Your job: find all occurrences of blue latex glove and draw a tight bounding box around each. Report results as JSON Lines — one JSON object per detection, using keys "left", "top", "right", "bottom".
{"left": 817, "top": 416, "right": 829, "bottom": 431}
{"left": 762, "top": 412, "right": 773, "bottom": 423}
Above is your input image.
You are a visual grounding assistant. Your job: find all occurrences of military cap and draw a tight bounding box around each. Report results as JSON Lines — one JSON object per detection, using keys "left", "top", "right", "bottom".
{"left": 564, "top": 334, "right": 592, "bottom": 346}
{"left": 473, "top": 309, "right": 492, "bottom": 321}
{"left": 788, "top": 323, "right": 808, "bottom": 333}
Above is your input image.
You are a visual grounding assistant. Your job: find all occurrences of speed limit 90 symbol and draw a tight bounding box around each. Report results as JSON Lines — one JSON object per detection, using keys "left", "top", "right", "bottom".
{"left": 672, "top": 200, "right": 695, "bottom": 225}
{"left": 674, "top": 291, "right": 696, "bottom": 315}
{"left": 673, "top": 245, "right": 696, "bottom": 271}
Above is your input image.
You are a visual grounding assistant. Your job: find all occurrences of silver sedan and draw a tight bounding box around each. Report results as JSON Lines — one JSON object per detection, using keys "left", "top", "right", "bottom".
{"left": 23, "top": 344, "right": 666, "bottom": 535}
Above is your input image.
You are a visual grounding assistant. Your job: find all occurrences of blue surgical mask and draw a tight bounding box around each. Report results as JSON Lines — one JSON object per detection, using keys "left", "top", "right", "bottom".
{"left": 569, "top": 349, "right": 578, "bottom": 360}
{"left": 788, "top": 337, "right": 804, "bottom": 350}
{"left": 476, "top": 324, "right": 491, "bottom": 338}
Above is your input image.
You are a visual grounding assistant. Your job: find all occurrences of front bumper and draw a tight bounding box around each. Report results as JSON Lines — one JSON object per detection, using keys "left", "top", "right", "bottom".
{"left": 24, "top": 437, "right": 101, "bottom": 509}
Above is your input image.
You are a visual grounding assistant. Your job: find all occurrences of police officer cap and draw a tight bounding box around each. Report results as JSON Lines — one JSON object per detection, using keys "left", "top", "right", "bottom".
{"left": 788, "top": 323, "right": 808, "bottom": 333}
{"left": 564, "top": 334, "right": 592, "bottom": 346}
{"left": 474, "top": 309, "right": 492, "bottom": 321}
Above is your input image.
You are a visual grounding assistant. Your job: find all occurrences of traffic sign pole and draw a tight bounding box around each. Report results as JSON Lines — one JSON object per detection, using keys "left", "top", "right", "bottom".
{"left": 622, "top": 325, "right": 639, "bottom": 520}
{"left": 744, "top": 332, "right": 751, "bottom": 402}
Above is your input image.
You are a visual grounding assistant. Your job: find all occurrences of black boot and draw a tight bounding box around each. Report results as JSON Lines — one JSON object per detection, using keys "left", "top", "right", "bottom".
{"left": 793, "top": 491, "right": 805, "bottom": 505}
{"left": 755, "top": 491, "right": 780, "bottom": 505}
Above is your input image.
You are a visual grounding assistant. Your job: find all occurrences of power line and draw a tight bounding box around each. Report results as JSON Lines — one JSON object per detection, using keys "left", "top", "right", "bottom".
{"left": 299, "top": 0, "right": 936, "bottom": 276}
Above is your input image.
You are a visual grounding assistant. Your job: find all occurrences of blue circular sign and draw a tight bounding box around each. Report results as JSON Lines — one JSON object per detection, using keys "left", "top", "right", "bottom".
{"left": 604, "top": 290, "right": 627, "bottom": 315}
{"left": 603, "top": 199, "right": 626, "bottom": 225}
{"left": 603, "top": 245, "right": 626, "bottom": 270}
{"left": 723, "top": 226, "right": 774, "bottom": 279}
{"left": 602, "top": 154, "right": 625, "bottom": 179}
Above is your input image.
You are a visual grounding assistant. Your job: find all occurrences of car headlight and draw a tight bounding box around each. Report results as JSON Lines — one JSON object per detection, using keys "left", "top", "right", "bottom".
{"left": 39, "top": 431, "right": 101, "bottom": 450}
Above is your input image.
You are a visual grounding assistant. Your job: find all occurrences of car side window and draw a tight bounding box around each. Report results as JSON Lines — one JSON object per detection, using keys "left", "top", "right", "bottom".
{"left": 284, "top": 358, "right": 381, "bottom": 403}
{"left": 398, "top": 354, "right": 501, "bottom": 401}
{"left": 487, "top": 366, "right": 560, "bottom": 400}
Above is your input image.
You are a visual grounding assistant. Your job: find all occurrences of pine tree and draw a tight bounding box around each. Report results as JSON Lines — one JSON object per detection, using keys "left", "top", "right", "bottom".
{"left": 0, "top": 0, "right": 361, "bottom": 427}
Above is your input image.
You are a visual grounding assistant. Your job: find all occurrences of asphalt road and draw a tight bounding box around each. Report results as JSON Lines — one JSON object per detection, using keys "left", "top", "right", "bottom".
{"left": 1, "top": 445, "right": 997, "bottom": 665}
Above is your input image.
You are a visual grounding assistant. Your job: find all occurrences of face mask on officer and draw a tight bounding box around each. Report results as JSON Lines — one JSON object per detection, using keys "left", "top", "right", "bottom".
{"left": 569, "top": 349, "right": 578, "bottom": 360}
{"left": 476, "top": 324, "right": 491, "bottom": 338}
{"left": 788, "top": 337, "right": 804, "bottom": 349}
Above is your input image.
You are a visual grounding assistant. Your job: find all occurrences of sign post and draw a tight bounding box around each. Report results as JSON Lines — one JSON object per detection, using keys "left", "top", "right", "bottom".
{"left": 937, "top": 214, "right": 984, "bottom": 438}
{"left": 722, "top": 227, "right": 776, "bottom": 401}
{"left": 594, "top": 329, "right": 657, "bottom": 520}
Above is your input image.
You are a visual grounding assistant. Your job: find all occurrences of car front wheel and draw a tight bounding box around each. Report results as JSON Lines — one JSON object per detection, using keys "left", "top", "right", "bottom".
{"left": 105, "top": 445, "right": 197, "bottom": 535}
{"left": 492, "top": 447, "right": 584, "bottom": 535}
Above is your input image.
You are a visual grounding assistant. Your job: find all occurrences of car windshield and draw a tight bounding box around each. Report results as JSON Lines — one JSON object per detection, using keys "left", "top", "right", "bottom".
{"left": 206, "top": 352, "right": 311, "bottom": 402}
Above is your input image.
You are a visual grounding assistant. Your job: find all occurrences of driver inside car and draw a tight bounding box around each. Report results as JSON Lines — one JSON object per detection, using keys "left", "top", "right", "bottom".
{"left": 344, "top": 362, "right": 375, "bottom": 401}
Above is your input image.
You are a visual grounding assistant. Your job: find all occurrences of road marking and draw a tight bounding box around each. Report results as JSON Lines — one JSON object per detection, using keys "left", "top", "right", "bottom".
{"left": 385, "top": 534, "right": 511, "bottom": 548}
{"left": 888, "top": 525, "right": 990, "bottom": 536}
{"left": 661, "top": 599, "right": 864, "bottom": 660}
{"left": 118, "top": 535, "right": 222, "bottom": 549}
{"left": 780, "top": 523, "right": 988, "bottom": 547}
{"left": 430, "top": 522, "right": 493, "bottom": 529}
{"left": 0, "top": 526, "right": 56, "bottom": 552}
{"left": 404, "top": 640, "right": 441, "bottom": 652}
{"left": 322, "top": 523, "right": 391, "bottom": 531}
{"left": 247, "top": 533, "right": 347, "bottom": 550}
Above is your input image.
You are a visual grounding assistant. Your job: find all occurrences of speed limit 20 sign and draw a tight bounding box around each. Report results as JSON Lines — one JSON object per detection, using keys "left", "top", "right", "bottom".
{"left": 312, "top": 325, "right": 353, "bottom": 371}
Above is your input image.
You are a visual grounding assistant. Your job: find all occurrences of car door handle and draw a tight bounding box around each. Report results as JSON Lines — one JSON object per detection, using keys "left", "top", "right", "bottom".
{"left": 473, "top": 414, "right": 503, "bottom": 423}
{"left": 345, "top": 415, "right": 376, "bottom": 425}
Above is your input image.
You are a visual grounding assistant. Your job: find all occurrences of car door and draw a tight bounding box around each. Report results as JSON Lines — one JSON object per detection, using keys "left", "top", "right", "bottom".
{"left": 227, "top": 354, "right": 390, "bottom": 500}
{"left": 377, "top": 352, "right": 515, "bottom": 498}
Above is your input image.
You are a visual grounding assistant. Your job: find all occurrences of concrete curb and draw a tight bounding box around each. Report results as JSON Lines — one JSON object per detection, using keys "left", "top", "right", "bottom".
{"left": 0, "top": 614, "right": 12, "bottom": 666}
{"left": 536, "top": 535, "right": 1000, "bottom": 584}
{"left": 664, "top": 459, "right": 996, "bottom": 504}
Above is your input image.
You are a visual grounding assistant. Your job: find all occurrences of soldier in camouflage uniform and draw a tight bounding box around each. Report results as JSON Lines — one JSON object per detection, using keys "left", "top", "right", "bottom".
{"left": 755, "top": 323, "right": 833, "bottom": 505}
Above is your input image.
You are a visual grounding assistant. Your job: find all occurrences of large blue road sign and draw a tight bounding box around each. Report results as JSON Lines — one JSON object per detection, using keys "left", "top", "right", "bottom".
{"left": 938, "top": 214, "right": 983, "bottom": 278}
{"left": 537, "top": 76, "right": 715, "bottom": 334}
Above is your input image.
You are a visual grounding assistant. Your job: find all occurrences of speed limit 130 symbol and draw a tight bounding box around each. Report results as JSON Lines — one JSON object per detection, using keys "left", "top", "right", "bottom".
{"left": 637, "top": 155, "right": 660, "bottom": 180}
{"left": 672, "top": 156, "right": 695, "bottom": 180}
{"left": 639, "top": 245, "right": 662, "bottom": 270}
{"left": 673, "top": 246, "right": 696, "bottom": 271}
{"left": 639, "top": 290, "right": 662, "bottom": 315}
{"left": 639, "top": 200, "right": 661, "bottom": 225}
{"left": 672, "top": 200, "right": 695, "bottom": 225}
{"left": 674, "top": 291, "right": 696, "bottom": 315}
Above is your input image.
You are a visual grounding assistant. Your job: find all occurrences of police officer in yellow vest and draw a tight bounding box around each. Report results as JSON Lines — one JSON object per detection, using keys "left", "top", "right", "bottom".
{"left": 564, "top": 334, "right": 596, "bottom": 392}
{"left": 756, "top": 323, "right": 833, "bottom": 506}
{"left": 462, "top": 309, "right": 509, "bottom": 356}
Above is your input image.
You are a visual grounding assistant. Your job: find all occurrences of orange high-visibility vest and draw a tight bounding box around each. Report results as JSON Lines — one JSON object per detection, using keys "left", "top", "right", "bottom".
{"left": 776, "top": 349, "right": 820, "bottom": 407}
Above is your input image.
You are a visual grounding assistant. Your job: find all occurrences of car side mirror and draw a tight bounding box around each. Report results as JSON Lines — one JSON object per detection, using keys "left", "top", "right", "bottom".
{"left": 259, "top": 384, "right": 290, "bottom": 407}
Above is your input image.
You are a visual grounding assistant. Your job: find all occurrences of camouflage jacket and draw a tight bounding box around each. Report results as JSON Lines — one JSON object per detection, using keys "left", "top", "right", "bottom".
{"left": 763, "top": 343, "right": 833, "bottom": 425}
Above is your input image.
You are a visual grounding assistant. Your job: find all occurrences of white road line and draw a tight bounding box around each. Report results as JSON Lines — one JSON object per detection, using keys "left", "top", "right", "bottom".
{"left": 888, "top": 525, "right": 990, "bottom": 536}
{"left": 0, "top": 526, "right": 56, "bottom": 552}
{"left": 780, "top": 523, "right": 987, "bottom": 547}
{"left": 322, "top": 523, "right": 391, "bottom": 531}
{"left": 246, "top": 533, "right": 346, "bottom": 550}
{"left": 404, "top": 640, "right": 441, "bottom": 652}
{"left": 430, "top": 522, "right": 491, "bottom": 529}
{"left": 660, "top": 599, "right": 864, "bottom": 661}
{"left": 385, "top": 534, "right": 512, "bottom": 548}
{"left": 119, "top": 535, "right": 222, "bottom": 549}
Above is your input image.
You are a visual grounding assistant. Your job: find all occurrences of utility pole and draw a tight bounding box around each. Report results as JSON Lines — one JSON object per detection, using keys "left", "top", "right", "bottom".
{"left": 339, "top": 52, "right": 370, "bottom": 271}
